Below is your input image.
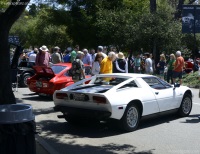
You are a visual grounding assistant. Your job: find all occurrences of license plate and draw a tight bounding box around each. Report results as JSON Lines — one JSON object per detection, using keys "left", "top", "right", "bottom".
{"left": 43, "top": 83, "right": 48, "bottom": 88}
{"left": 36, "top": 81, "right": 42, "bottom": 87}
{"left": 73, "top": 93, "right": 85, "bottom": 101}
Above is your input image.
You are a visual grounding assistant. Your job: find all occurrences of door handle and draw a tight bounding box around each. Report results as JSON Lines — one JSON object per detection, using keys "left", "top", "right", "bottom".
{"left": 155, "top": 92, "right": 159, "bottom": 95}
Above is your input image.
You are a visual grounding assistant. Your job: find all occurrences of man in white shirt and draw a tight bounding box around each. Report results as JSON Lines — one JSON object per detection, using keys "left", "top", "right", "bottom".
{"left": 145, "top": 53, "right": 153, "bottom": 74}
{"left": 28, "top": 48, "right": 38, "bottom": 67}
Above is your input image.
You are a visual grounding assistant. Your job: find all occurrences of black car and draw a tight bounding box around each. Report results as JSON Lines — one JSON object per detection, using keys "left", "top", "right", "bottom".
{"left": 17, "top": 61, "right": 35, "bottom": 87}
{"left": 11, "top": 44, "right": 35, "bottom": 87}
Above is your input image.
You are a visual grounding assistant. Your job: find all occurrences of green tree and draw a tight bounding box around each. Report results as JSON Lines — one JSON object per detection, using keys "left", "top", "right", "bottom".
{"left": 29, "top": 4, "right": 37, "bottom": 16}
{"left": 10, "top": 7, "right": 72, "bottom": 49}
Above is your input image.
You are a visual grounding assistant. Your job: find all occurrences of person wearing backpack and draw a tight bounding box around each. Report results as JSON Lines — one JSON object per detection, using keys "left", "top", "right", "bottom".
{"left": 71, "top": 51, "right": 86, "bottom": 82}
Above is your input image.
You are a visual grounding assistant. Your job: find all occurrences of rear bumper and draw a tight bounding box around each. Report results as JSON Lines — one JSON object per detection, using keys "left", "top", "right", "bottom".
{"left": 28, "top": 83, "right": 55, "bottom": 95}
{"left": 54, "top": 105, "right": 111, "bottom": 120}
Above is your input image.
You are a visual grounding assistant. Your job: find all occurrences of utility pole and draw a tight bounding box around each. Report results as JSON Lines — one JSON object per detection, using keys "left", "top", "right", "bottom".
{"left": 150, "top": 0, "right": 159, "bottom": 71}
{"left": 175, "top": 0, "right": 185, "bottom": 19}
{"left": 150, "top": 0, "right": 156, "bottom": 13}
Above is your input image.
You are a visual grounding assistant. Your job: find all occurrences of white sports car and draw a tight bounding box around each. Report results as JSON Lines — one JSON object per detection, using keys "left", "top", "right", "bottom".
{"left": 53, "top": 73, "right": 193, "bottom": 132}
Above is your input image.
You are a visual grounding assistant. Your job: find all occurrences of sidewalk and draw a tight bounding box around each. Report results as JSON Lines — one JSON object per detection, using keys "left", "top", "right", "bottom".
{"left": 36, "top": 140, "right": 49, "bottom": 154}
{"left": 36, "top": 135, "right": 49, "bottom": 154}
{"left": 35, "top": 134, "right": 60, "bottom": 154}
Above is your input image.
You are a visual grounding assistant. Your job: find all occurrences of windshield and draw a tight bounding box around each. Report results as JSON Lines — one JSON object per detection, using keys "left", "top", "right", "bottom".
{"left": 93, "top": 76, "right": 130, "bottom": 86}
{"left": 51, "top": 65, "right": 66, "bottom": 74}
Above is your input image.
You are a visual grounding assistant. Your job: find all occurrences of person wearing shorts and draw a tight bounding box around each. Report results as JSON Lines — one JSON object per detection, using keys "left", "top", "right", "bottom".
{"left": 173, "top": 51, "right": 184, "bottom": 85}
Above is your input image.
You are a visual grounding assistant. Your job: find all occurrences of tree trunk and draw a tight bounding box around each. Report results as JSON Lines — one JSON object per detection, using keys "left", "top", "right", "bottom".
{"left": 0, "top": 20, "right": 15, "bottom": 104}
{"left": 0, "top": 0, "right": 30, "bottom": 105}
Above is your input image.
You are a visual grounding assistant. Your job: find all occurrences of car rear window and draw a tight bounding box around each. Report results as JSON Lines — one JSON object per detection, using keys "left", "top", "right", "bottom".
{"left": 94, "top": 77, "right": 129, "bottom": 85}
{"left": 51, "top": 65, "right": 66, "bottom": 74}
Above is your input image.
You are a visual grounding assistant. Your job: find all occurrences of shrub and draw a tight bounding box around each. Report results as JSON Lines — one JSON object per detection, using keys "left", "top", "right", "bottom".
{"left": 182, "top": 71, "right": 200, "bottom": 88}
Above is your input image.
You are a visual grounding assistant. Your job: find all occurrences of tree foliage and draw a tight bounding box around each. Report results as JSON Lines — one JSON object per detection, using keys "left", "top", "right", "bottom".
{"left": 9, "top": 0, "right": 200, "bottom": 56}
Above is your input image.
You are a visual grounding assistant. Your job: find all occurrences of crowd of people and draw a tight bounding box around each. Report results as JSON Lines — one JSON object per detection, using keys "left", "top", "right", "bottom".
{"left": 18, "top": 45, "right": 200, "bottom": 86}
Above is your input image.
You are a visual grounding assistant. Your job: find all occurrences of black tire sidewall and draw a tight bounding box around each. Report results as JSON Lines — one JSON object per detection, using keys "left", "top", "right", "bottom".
{"left": 21, "top": 73, "right": 31, "bottom": 87}
{"left": 178, "top": 94, "right": 192, "bottom": 117}
{"left": 120, "top": 104, "right": 140, "bottom": 132}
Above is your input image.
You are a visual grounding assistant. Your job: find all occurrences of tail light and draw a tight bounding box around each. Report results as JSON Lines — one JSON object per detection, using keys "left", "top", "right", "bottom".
{"left": 93, "top": 96, "right": 106, "bottom": 104}
{"left": 56, "top": 93, "right": 68, "bottom": 99}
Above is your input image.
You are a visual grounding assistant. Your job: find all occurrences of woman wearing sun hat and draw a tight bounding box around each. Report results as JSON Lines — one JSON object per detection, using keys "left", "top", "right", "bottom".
{"left": 35, "top": 45, "right": 51, "bottom": 66}
{"left": 114, "top": 52, "right": 128, "bottom": 73}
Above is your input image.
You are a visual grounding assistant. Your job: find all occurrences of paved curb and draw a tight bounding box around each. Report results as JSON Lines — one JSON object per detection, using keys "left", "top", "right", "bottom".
{"left": 35, "top": 134, "right": 60, "bottom": 154}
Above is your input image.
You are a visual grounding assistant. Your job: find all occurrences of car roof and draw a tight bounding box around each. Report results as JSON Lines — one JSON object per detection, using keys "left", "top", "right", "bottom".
{"left": 96, "top": 73, "right": 153, "bottom": 79}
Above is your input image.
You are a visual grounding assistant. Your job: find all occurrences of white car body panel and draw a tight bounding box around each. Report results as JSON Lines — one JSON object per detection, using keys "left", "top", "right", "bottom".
{"left": 53, "top": 73, "right": 193, "bottom": 120}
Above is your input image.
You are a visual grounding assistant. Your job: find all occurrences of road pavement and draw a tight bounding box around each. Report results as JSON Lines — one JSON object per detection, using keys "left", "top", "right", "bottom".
{"left": 14, "top": 87, "right": 200, "bottom": 154}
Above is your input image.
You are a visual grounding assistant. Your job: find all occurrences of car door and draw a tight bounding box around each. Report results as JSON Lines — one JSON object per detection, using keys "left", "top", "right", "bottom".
{"left": 143, "top": 77, "right": 179, "bottom": 112}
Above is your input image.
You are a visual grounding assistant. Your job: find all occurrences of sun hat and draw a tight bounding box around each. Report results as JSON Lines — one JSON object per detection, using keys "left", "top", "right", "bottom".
{"left": 118, "top": 52, "right": 124, "bottom": 59}
{"left": 39, "top": 45, "right": 49, "bottom": 52}
{"left": 54, "top": 46, "right": 60, "bottom": 50}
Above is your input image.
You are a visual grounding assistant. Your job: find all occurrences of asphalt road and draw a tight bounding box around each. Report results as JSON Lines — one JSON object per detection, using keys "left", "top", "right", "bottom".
{"left": 14, "top": 88, "right": 200, "bottom": 154}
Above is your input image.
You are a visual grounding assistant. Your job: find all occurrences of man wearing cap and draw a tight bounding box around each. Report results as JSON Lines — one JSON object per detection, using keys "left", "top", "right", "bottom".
{"left": 35, "top": 45, "right": 51, "bottom": 66}
{"left": 51, "top": 46, "right": 62, "bottom": 64}
{"left": 172, "top": 51, "right": 185, "bottom": 85}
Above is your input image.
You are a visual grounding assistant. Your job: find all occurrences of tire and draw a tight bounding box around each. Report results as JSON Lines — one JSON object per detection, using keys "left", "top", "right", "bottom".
{"left": 119, "top": 104, "right": 141, "bottom": 132}
{"left": 20, "top": 73, "right": 31, "bottom": 87}
{"left": 178, "top": 94, "right": 192, "bottom": 117}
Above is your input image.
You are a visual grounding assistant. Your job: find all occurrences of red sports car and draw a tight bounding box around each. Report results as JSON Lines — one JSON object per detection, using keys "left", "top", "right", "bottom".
{"left": 27, "top": 63, "right": 91, "bottom": 96}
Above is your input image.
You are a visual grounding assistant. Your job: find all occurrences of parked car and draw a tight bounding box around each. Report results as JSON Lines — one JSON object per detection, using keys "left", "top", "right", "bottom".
{"left": 10, "top": 44, "right": 35, "bottom": 87}
{"left": 27, "top": 63, "right": 92, "bottom": 97}
{"left": 53, "top": 73, "right": 193, "bottom": 132}
{"left": 16, "top": 61, "right": 35, "bottom": 87}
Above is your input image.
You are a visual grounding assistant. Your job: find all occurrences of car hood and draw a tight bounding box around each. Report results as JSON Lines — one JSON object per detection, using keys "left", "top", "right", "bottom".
{"left": 33, "top": 66, "right": 55, "bottom": 77}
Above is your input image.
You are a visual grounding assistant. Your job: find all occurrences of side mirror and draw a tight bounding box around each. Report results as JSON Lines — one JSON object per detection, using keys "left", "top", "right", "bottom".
{"left": 173, "top": 83, "right": 180, "bottom": 90}
{"left": 174, "top": 83, "right": 180, "bottom": 87}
